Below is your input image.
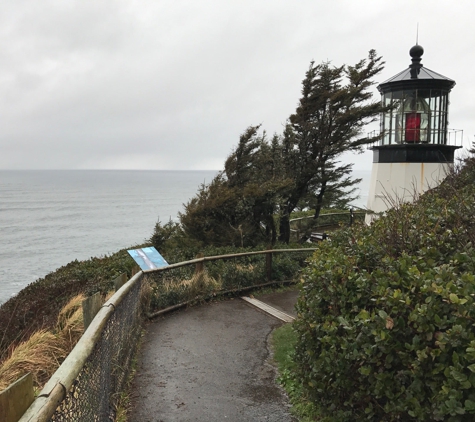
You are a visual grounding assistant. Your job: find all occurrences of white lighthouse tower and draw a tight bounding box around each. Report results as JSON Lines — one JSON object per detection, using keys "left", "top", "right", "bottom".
{"left": 366, "top": 45, "right": 460, "bottom": 223}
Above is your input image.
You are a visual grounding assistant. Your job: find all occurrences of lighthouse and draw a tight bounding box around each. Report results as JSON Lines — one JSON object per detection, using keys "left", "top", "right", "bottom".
{"left": 366, "top": 45, "right": 460, "bottom": 223}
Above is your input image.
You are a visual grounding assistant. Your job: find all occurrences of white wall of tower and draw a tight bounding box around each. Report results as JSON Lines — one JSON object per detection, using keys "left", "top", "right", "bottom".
{"left": 365, "top": 162, "right": 452, "bottom": 224}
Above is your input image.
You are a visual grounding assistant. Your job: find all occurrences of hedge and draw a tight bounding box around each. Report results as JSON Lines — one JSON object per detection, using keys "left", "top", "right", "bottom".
{"left": 293, "top": 158, "right": 475, "bottom": 420}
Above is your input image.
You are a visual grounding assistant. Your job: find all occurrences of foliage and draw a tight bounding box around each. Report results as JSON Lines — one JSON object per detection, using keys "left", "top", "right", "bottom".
{"left": 179, "top": 127, "right": 291, "bottom": 247}
{"left": 150, "top": 218, "right": 184, "bottom": 251}
{"left": 278, "top": 50, "right": 387, "bottom": 242}
{"left": 177, "top": 51, "right": 384, "bottom": 247}
{"left": 293, "top": 157, "right": 475, "bottom": 420}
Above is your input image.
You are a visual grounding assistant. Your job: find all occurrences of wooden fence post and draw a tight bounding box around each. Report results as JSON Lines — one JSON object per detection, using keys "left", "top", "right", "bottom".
{"left": 82, "top": 292, "right": 102, "bottom": 331}
{"left": 195, "top": 253, "right": 204, "bottom": 275}
{"left": 0, "top": 373, "right": 34, "bottom": 422}
{"left": 113, "top": 273, "right": 128, "bottom": 291}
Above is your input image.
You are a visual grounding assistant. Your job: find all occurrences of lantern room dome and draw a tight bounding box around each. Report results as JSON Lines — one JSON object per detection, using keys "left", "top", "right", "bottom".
{"left": 378, "top": 45, "right": 455, "bottom": 94}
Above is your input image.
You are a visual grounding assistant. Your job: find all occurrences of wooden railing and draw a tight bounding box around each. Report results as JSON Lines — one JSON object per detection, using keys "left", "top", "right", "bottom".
{"left": 9, "top": 247, "right": 315, "bottom": 422}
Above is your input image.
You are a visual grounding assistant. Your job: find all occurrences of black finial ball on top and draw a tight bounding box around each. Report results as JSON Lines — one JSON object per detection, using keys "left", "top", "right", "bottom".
{"left": 410, "top": 44, "right": 424, "bottom": 59}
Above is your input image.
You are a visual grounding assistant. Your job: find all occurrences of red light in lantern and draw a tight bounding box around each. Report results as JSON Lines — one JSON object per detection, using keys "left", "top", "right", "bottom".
{"left": 405, "top": 113, "right": 421, "bottom": 142}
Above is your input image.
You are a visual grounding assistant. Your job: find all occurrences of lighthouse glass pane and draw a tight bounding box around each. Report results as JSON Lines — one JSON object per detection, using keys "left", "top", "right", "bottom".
{"left": 440, "top": 95, "right": 448, "bottom": 144}
{"left": 426, "top": 91, "right": 449, "bottom": 145}
{"left": 383, "top": 104, "right": 391, "bottom": 145}
{"left": 395, "top": 92, "right": 408, "bottom": 144}
{"left": 379, "top": 88, "right": 450, "bottom": 146}
{"left": 431, "top": 95, "right": 441, "bottom": 144}
{"left": 381, "top": 92, "right": 397, "bottom": 145}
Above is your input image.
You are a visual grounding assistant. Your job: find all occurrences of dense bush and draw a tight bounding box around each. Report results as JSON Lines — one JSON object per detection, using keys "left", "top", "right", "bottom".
{"left": 293, "top": 158, "right": 475, "bottom": 420}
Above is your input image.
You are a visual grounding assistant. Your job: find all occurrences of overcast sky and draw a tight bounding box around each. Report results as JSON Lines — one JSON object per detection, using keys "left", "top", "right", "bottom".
{"left": 0, "top": 0, "right": 474, "bottom": 171}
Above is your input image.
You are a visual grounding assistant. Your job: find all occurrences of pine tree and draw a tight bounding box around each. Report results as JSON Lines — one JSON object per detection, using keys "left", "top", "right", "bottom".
{"left": 179, "top": 51, "right": 387, "bottom": 246}
{"left": 278, "top": 50, "right": 386, "bottom": 242}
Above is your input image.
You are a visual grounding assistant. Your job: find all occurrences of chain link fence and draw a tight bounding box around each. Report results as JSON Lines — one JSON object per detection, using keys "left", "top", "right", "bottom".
{"left": 20, "top": 272, "right": 146, "bottom": 422}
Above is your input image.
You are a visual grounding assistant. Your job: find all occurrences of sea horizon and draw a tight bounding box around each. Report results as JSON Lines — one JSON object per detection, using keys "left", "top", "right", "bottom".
{"left": 0, "top": 169, "right": 371, "bottom": 305}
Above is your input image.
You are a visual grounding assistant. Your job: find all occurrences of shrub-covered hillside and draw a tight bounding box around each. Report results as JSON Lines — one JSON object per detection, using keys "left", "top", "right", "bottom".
{"left": 0, "top": 248, "right": 138, "bottom": 362}
{"left": 294, "top": 157, "right": 475, "bottom": 421}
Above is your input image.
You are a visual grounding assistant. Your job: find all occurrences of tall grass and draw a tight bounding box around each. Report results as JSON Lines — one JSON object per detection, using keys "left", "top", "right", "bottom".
{"left": 0, "top": 294, "right": 85, "bottom": 392}
{"left": 149, "top": 269, "right": 222, "bottom": 310}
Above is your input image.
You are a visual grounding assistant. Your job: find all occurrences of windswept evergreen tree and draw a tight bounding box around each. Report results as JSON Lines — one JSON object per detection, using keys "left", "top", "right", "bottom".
{"left": 278, "top": 50, "right": 387, "bottom": 242}
{"left": 180, "top": 126, "right": 291, "bottom": 246}
{"left": 178, "top": 50, "right": 387, "bottom": 246}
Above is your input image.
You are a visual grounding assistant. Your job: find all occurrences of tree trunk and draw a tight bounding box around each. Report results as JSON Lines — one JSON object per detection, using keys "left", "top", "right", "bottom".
{"left": 265, "top": 214, "right": 277, "bottom": 245}
{"left": 313, "top": 179, "right": 327, "bottom": 220}
{"left": 270, "top": 216, "right": 277, "bottom": 245}
{"left": 278, "top": 213, "right": 291, "bottom": 243}
{"left": 279, "top": 195, "right": 301, "bottom": 243}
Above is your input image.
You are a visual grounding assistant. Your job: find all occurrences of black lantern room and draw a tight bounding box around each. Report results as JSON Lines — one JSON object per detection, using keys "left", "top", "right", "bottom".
{"left": 373, "top": 45, "right": 460, "bottom": 163}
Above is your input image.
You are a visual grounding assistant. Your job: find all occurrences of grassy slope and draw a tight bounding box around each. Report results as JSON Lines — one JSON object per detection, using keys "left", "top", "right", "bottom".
{"left": 0, "top": 248, "right": 139, "bottom": 362}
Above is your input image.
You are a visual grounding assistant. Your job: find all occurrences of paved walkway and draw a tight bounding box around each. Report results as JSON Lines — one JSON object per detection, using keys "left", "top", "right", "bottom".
{"left": 129, "top": 289, "right": 299, "bottom": 422}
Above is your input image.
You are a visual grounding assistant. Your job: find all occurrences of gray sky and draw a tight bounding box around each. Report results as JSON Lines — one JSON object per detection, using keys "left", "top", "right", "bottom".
{"left": 1, "top": 0, "right": 474, "bottom": 171}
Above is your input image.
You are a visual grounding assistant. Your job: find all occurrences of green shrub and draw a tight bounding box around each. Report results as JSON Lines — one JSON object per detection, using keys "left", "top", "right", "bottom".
{"left": 293, "top": 159, "right": 475, "bottom": 420}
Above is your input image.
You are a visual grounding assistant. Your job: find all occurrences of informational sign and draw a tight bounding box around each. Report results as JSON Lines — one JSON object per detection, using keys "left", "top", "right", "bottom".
{"left": 127, "top": 247, "right": 168, "bottom": 270}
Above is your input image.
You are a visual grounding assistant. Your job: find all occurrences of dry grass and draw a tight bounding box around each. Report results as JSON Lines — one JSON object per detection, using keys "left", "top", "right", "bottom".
{"left": 0, "top": 294, "right": 86, "bottom": 392}
{"left": 235, "top": 263, "right": 256, "bottom": 273}
{"left": 187, "top": 270, "right": 221, "bottom": 295}
{"left": 160, "top": 270, "right": 222, "bottom": 301}
{"left": 0, "top": 285, "right": 150, "bottom": 394}
{"left": 56, "top": 294, "right": 85, "bottom": 351}
{"left": 0, "top": 280, "right": 152, "bottom": 407}
{"left": 0, "top": 330, "right": 66, "bottom": 391}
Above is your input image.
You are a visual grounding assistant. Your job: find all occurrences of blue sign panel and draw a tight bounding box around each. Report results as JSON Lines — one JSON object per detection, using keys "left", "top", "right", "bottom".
{"left": 127, "top": 247, "right": 168, "bottom": 270}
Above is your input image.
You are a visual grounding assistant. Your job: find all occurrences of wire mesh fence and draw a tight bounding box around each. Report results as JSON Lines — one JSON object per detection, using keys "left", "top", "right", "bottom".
{"left": 20, "top": 273, "right": 146, "bottom": 422}
{"left": 52, "top": 280, "right": 143, "bottom": 421}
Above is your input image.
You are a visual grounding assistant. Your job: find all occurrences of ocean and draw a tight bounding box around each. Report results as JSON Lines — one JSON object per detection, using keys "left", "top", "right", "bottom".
{"left": 0, "top": 169, "right": 371, "bottom": 305}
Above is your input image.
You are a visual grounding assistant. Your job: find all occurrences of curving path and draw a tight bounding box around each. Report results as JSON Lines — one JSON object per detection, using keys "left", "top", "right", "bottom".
{"left": 129, "top": 289, "right": 299, "bottom": 422}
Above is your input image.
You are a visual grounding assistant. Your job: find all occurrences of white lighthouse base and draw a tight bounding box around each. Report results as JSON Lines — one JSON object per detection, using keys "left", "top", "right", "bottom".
{"left": 365, "top": 161, "right": 452, "bottom": 224}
